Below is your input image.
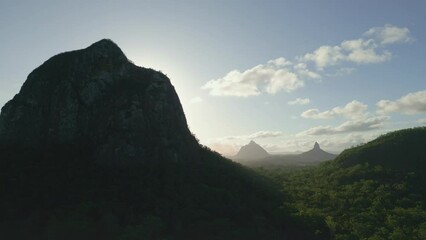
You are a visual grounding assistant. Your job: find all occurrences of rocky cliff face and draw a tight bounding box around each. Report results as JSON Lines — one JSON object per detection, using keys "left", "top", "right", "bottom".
{"left": 0, "top": 39, "right": 198, "bottom": 164}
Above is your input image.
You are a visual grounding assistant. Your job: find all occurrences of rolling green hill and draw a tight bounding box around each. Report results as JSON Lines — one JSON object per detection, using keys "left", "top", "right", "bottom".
{"left": 262, "top": 127, "right": 426, "bottom": 239}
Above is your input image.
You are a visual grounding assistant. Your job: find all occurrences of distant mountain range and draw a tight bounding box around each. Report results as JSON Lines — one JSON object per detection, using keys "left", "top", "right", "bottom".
{"left": 232, "top": 141, "right": 337, "bottom": 167}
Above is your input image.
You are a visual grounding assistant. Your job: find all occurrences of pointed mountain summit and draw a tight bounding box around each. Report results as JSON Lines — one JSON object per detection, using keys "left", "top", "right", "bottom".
{"left": 313, "top": 142, "right": 320, "bottom": 150}
{"left": 298, "top": 141, "right": 337, "bottom": 162}
{"left": 235, "top": 140, "right": 270, "bottom": 160}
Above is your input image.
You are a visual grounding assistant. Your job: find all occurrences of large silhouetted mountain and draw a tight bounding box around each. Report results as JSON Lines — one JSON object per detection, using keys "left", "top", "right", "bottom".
{"left": 234, "top": 140, "right": 270, "bottom": 160}
{"left": 0, "top": 39, "right": 198, "bottom": 165}
{"left": 0, "top": 40, "right": 322, "bottom": 240}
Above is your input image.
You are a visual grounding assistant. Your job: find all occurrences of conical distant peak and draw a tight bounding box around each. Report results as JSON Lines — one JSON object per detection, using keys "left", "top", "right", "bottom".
{"left": 314, "top": 142, "right": 320, "bottom": 150}
{"left": 249, "top": 140, "right": 257, "bottom": 145}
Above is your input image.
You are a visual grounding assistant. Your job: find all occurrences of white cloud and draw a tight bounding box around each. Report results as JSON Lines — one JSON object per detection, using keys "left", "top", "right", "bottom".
{"left": 207, "top": 142, "right": 240, "bottom": 156}
{"left": 377, "top": 90, "right": 426, "bottom": 114}
{"left": 206, "top": 130, "right": 283, "bottom": 156}
{"left": 301, "top": 100, "right": 368, "bottom": 119}
{"left": 294, "top": 63, "right": 322, "bottom": 79}
{"left": 219, "top": 130, "right": 283, "bottom": 141}
{"left": 265, "top": 69, "right": 303, "bottom": 94}
{"left": 189, "top": 96, "right": 203, "bottom": 104}
{"left": 203, "top": 25, "right": 411, "bottom": 97}
{"left": 297, "top": 116, "right": 389, "bottom": 136}
{"left": 301, "top": 45, "right": 345, "bottom": 69}
{"left": 202, "top": 59, "right": 304, "bottom": 97}
{"left": 267, "top": 57, "right": 292, "bottom": 67}
{"left": 341, "top": 38, "right": 392, "bottom": 64}
{"left": 364, "top": 24, "right": 412, "bottom": 45}
{"left": 327, "top": 67, "right": 356, "bottom": 77}
{"left": 417, "top": 118, "right": 426, "bottom": 125}
{"left": 288, "top": 97, "right": 310, "bottom": 105}
{"left": 301, "top": 37, "right": 392, "bottom": 69}
{"left": 301, "top": 108, "right": 335, "bottom": 119}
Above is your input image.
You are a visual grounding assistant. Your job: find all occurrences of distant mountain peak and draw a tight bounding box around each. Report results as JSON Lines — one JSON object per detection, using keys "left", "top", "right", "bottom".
{"left": 314, "top": 142, "right": 320, "bottom": 150}
{"left": 235, "top": 140, "right": 269, "bottom": 160}
{"left": 298, "top": 141, "right": 336, "bottom": 162}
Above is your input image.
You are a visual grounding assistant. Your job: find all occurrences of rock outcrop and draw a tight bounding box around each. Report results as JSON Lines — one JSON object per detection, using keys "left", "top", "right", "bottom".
{"left": 0, "top": 39, "right": 198, "bottom": 164}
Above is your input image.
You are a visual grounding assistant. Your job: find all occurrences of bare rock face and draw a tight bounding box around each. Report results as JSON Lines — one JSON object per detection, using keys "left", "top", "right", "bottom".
{"left": 0, "top": 39, "right": 198, "bottom": 164}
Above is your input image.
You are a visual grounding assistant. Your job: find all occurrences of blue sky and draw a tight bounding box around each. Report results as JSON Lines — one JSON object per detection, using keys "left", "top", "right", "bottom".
{"left": 1, "top": 0, "right": 426, "bottom": 155}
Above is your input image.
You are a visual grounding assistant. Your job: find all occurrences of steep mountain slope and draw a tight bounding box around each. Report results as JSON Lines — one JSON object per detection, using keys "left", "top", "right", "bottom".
{"left": 234, "top": 140, "right": 270, "bottom": 160}
{"left": 0, "top": 40, "right": 321, "bottom": 240}
{"left": 272, "top": 127, "right": 426, "bottom": 239}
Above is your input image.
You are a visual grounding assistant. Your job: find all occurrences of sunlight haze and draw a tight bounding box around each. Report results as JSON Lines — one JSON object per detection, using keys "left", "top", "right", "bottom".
{"left": 1, "top": 0, "right": 425, "bottom": 156}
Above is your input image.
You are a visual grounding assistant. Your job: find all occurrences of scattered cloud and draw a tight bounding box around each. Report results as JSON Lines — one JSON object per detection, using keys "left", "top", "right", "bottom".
{"left": 377, "top": 90, "right": 426, "bottom": 114}
{"left": 202, "top": 59, "right": 305, "bottom": 97}
{"left": 267, "top": 57, "right": 292, "bottom": 67}
{"left": 364, "top": 24, "right": 412, "bottom": 45}
{"left": 301, "top": 100, "right": 368, "bottom": 119}
{"left": 327, "top": 67, "right": 356, "bottom": 77}
{"left": 294, "top": 63, "right": 321, "bottom": 79}
{"left": 417, "top": 118, "right": 426, "bottom": 125}
{"left": 301, "top": 45, "right": 345, "bottom": 69}
{"left": 189, "top": 96, "right": 203, "bottom": 104}
{"left": 206, "top": 130, "right": 283, "bottom": 156}
{"left": 288, "top": 97, "right": 310, "bottom": 105}
{"left": 218, "top": 130, "right": 283, "bottom": 141}
{"left": 297, "top": 116, "right": 389, "bottom": 136}
{"left": 207, "top": 142, "right": 240, "bottom": 156}
{"left": 318, "top": 131, "right": 385, "bottom": 152}
{"left": 203, "top": 25, "right": 411, "bottom": 97}
{"left": 302, "top": 25, "right": 410, "bottom": 70}
{"left": 301, "top": 38, "right": 391, "bottom": 69}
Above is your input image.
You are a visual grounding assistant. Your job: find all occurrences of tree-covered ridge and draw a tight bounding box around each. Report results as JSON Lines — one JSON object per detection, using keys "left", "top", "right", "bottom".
{"left": 336, "top": 127, "right": 426, "bottom": 174}
{"left": 261, "top": 127, "right": 426, "bottom": 240}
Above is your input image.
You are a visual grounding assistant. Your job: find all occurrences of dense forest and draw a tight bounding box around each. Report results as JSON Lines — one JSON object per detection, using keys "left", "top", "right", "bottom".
{"left": 259, "top": 127, "right": 426, "bottom": 240}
